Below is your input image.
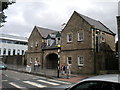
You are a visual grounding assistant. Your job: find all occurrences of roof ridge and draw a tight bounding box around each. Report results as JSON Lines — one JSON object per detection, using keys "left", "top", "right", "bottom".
{"left": 35, "top": 26, "right": 56, "bottom": 32}
{"left": 74, "top": 11, "right": 115, "bottom": 35}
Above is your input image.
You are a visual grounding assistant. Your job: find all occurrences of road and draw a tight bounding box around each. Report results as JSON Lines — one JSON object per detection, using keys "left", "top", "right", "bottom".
{"left": 1, "top": 70, "right": 71, "bottom": 90}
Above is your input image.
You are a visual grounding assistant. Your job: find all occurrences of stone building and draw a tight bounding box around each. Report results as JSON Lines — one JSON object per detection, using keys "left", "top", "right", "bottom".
{"left": 27, "top": 11, "right": 116, "bottom": 74}
{"left": 61, "top": 11, "right": 115, "bottom": 74}
{"left": 26, "top": 26, "right": 61, "bottom": 69}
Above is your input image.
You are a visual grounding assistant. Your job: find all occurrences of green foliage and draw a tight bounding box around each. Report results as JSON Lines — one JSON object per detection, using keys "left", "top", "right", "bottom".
{"left": 0, "top": 0, "right": 15, "bottom": 27}
{"left": 2, "top": 2, "right": 9, "bottom": 11}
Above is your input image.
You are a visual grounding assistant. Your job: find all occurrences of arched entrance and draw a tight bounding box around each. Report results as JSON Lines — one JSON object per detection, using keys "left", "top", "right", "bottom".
{"left": 46, "top": 53, "right": 58, "bottom": 69}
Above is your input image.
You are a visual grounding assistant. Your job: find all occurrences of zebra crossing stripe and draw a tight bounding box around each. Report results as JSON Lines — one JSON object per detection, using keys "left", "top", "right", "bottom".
{"left": 48, "top": 79, "right": 71, "bottom": 84}
{"left": 37, "top": 80, "right": 60, "bottom": 85}
{"left": 23, "top": 81, "right": 46, "bottom": 88}
{"left": 9, "top": 82, "right": 25, "bottom": 88}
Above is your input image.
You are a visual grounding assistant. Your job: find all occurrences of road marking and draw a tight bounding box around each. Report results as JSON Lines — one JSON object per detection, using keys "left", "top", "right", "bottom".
{"left": 37, "top": 80, "right": 60, "bottom": 85}
{"left": 23, "top": 81, "right": 46, "bottom": 88}
{"left": 38, "top": 76, "right": 47, "bottom": 79}
{"left": 48, "top": 79, "right": 71, "bottom": 84}
{"left": 5, "top": 74, "right": 8, "bottom": 77}
{"left": 9, "top": 82, "right": 25, "bottom": 88}
{"left": 2, "top": 80, "right": 8, "bottom": 82}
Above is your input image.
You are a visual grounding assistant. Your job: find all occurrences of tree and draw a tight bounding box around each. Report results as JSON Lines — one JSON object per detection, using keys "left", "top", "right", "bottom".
{"left": 0, "top": 0, "right": 15, "bottom": 27}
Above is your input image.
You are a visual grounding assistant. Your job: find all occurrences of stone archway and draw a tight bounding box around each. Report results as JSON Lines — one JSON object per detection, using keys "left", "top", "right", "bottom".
{"left": 46, "top": 53, "right": 58, "bottom": 69}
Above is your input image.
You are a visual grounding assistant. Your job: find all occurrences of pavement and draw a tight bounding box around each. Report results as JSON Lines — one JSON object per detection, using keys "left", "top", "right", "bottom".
{"left": 57, "top": 74, "right": 90, "bottom": 83}
{"left": 7, "top": 64, "right": 92, "bottom": 83}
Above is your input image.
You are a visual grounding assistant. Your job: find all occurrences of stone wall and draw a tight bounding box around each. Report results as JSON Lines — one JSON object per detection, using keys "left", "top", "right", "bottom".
{"left": 2, "top": 55, "right": 25, "bottom": 65}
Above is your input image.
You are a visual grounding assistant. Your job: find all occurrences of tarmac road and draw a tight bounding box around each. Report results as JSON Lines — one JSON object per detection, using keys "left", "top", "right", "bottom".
{"left": 1, "top": 70, "right": 72, "bottom": 90}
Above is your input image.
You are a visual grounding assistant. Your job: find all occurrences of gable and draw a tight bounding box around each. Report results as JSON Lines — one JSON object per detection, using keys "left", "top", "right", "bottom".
{"left": 28, "top": 26, "right": 42, "bottom": 42}
{"left": 62, "top": 11, "right": 115, "bottom": 36}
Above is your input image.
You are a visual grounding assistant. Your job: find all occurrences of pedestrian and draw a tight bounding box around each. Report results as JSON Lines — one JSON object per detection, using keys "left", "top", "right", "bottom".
{"left": 34, "top": 60, "right": 38, "bottom": 71}
{"left": 37, "top": 60, "right": 41, "bottom": 68}
{"left": 61, "top": 64, "right": 65, "bottom": 75}
{"left": 66, "top": 64, "right": 71, "bottom": 79}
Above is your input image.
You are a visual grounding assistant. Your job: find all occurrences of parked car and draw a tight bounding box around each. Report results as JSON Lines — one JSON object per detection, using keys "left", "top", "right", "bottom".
{"left": 66, "top": 74, "right": 120, "bottom": 90}
{"left": 0, "top": 61, "right": 7, "bottom": 70}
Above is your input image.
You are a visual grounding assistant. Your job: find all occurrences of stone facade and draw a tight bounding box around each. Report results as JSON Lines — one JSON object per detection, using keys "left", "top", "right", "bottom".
{"left": 27, "top": 26, "right": 43, "bottom": 66}
{"left": 26, "top": 11, "right": 116, "bottom": 74}
{"left": 61, "top": 11, "right": 115, "bottom": 74}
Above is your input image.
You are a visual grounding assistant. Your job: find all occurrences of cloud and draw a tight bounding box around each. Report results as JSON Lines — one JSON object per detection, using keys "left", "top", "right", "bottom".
{"left": 0, "top": 0, "right": 119, "bottom": 41}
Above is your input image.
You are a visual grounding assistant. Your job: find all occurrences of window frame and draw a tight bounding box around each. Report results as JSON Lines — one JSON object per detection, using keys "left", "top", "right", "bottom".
{"left": 3, "top": 48, "right": 6, "bottom": 55}
{"left": 67, "top": 56, "right": 72, "bottom": 65}
{"left": 67, "top": 33, "right": 73, "bottom": 43}
{"left": 78, "top": 56, "right": 84, "bottom": 66}
{"left": 35, "top": 41, "right": 39, "bottom": 47}
{"left": 8, "top": 49, "right": 11, "bottom": 55}
{"left": 17, "top": 49, "right": 20, "bottom": 55}
{"left": 101, "top": 32, "right": 105, "bottom": 42}
{"left": 78, "top": 31, "right": 84, "bottom": 41}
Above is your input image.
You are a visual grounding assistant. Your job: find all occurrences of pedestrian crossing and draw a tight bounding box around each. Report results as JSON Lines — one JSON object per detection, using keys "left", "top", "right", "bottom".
{"left": 2, "top": 78, "right": 71, "bottom": 89}
{"left": 9, "top": 82, "right": 25, "bottom": 88}
{"left": 23, "top": 81, "right": 46, "bottom": 88}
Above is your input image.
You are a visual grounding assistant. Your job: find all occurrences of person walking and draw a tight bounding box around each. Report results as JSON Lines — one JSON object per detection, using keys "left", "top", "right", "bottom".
{"left": 34, "top": 60, "right": 38, "bottom": 71}
{"left": 61, "top": 64, "right": 65, "bottom": 75}
{"left": 66, "top": 64, "right": 71, "bottom": 79}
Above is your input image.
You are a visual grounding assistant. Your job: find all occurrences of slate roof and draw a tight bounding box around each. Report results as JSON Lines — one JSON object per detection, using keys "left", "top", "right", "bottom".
{"left": 36, "top": 26, "right": 58, "bottom": 38}
{"left": 0, "top": 33, "right": 28, "bottom": 42}
{"left": 42, "top": 41, "right": 59, "bottom": 50}
{"left": 75, "top": 11, "right": 115, "bottom": 35}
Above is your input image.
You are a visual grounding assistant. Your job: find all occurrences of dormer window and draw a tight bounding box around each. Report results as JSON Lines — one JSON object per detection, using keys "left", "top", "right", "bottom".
{"left": 101, "top": 33, "right": 105, "bottom": 42}
{"left": 56, "top": 37, "right": 61, "bottom": 45}
{"left": 56, "top": 32, "right": 61, "bottom": 45}
{"left": 47, "top": 39, "right": 51, "bottom": 46}
{"left": 67, "top": 33, "right": 72, "bottom": 42}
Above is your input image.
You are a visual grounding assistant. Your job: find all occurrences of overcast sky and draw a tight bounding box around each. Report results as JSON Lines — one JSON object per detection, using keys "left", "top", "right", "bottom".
{"left": 0, "top": 0, "right": 120, "bottom": 40}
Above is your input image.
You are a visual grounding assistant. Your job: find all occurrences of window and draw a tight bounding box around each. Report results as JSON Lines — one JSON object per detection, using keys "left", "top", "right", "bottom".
{"left": 47, "top": 39, "right": 51, "bottom": 46}
{"left": 67, "top": 33, "right": 72, "bottom": 42}
{"left": 78, "top": 56, "right": 84, "bottom": 66}
{"left": 0, "top": 48, "right": 1, "bottom": 55}
{"left": 17, "top": 50, "right": 20, "bottom": 55}
{"left": 30, "top": 43, "right": 33, "bottom": 48}
{"left": 35, "top": 41, "right": 38, "bottom": 47}
{"left": 78, "top": 32, "right": 84, "bottom": 41}
{"left": 101, "top": 82, "right": 120, "bottom": 90}
{"left": 8, "top": 49, "right": 11, "bottom": 55}
{"left": 67, "top": 57, "right": 72, "bottom": 65}
{"left": 22, "top": 50, "right": 24, "bottom": 55}
{"left": 13, "top": 49, "right": 15, "bottom": 55}
{"left": 30, "top": 57, "right": 32, "bottom": 64}
{"left": 56, "top": 37, "right": 61, "bottom": 45}
{"left": 3, "top": 48, "right": 6, "bottom": 55}
{"left": 71, "top": 81, "right": 103, "bottom": 90}
{"left": 101, "top": 33, "right": 105, "bottom": 42}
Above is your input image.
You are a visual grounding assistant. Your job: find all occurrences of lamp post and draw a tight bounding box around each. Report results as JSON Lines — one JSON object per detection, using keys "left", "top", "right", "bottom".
{"left": 57, "top": 44, "right": 61, "bottom": 78}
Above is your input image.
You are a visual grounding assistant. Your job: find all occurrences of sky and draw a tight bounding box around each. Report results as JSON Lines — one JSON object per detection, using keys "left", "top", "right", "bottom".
{"left": 0, "top": 0, "right": 120, "bottom": 41}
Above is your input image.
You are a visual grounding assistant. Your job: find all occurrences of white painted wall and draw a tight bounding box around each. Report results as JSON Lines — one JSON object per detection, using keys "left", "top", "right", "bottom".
{"left": 0, "top": 43, "right": 27, "bottom": 56}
